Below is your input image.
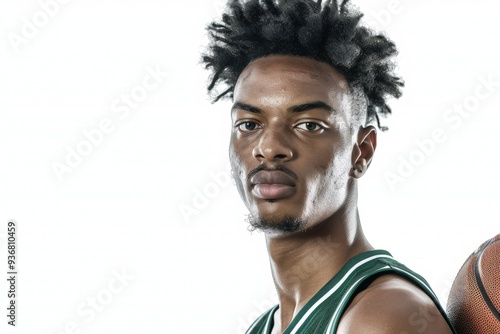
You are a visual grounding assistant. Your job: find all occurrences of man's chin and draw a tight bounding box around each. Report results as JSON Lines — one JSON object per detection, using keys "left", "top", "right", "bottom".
{"left": 245, "top": 214, "right": 306, "bottom": 234}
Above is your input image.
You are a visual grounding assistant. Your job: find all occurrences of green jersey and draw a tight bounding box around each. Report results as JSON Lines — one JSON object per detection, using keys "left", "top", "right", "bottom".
{"left": 245, "top": 250, "right": 456, "bottom": 334}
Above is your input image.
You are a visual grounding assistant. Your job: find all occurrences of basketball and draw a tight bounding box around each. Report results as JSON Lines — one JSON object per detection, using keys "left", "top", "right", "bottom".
{"left": 447, "top": 234, "right": 500, "bottom": 333}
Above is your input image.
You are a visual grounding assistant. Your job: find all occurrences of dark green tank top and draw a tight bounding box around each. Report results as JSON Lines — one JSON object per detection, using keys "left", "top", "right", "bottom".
{"left": 245, "top": 250, "right": 456, "bottom": 334}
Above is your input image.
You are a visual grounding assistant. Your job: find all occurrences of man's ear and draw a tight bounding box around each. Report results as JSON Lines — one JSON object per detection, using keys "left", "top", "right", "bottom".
{"left": 349, "top": 126, "right": 377, "bottom": 179}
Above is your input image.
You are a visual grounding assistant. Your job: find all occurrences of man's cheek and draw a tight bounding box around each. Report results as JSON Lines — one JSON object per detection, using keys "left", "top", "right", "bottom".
{"left": 229, "top": 164, "right": 249, "bottom": 202}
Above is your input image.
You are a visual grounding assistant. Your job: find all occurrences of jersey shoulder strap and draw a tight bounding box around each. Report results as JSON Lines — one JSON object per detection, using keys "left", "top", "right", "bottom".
{"left": 322, "top": 251, "right": 457, "bottom": 334}
{"left": 245, "top": 304, "right": 278, "bottom": 334}
{"left": 245, "top": 250, "right": 457, "bottom": 334}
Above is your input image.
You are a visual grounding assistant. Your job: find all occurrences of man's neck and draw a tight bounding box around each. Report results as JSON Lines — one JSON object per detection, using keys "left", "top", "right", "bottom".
{"left": 265, "top": 206, "right": 372, "bottom": 332}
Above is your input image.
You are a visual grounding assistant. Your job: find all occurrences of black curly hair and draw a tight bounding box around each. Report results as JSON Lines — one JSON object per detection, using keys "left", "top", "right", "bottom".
{"left": 201, "top": 0, "right": 404, "bottom": 131}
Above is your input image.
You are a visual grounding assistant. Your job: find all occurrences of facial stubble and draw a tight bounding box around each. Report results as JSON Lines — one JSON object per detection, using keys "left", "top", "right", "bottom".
{"left": 245, "top": 212, "right": 306, "bottom": 233}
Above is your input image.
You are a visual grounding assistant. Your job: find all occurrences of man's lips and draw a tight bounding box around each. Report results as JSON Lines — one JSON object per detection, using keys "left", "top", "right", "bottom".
{"left": 250, "top": 170, "right": 296, "bottom": 200}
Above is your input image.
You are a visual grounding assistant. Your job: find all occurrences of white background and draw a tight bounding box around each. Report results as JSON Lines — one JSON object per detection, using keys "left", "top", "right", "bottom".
{"left": 0, "top": 0, "right": 499, "bottom": 333}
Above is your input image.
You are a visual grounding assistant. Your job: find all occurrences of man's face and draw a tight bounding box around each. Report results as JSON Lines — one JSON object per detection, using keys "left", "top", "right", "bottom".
{"left": 230, "top": 55, "right": 362, "bottom": 234}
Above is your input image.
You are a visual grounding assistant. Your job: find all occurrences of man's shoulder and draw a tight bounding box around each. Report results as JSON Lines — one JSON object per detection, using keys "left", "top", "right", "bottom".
{"left": 337, "top": 274, "right": 453, "bottom": 334}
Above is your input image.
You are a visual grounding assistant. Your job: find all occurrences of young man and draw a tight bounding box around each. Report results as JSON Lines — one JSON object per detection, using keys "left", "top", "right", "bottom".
{"left": 202, "top": 1, "right": 457, "bottom": 333}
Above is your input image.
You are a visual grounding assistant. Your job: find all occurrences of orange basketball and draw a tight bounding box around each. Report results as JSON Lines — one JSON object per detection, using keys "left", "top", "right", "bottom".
{"left": 447, "top": 234, "right": 500, "bottom": 333}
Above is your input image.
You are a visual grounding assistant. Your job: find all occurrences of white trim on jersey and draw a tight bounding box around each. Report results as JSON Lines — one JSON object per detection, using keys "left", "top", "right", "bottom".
{"left": 262, "top": 305, "right": 277, "bottom": 334}
{"left": 325, "top": 265, "right": 390, "bottom": 333}
{"left": 246, "top": 306, "right": 274, "bottom": 334}
{"left": 391, "top": 266, "right": 439, "bottom": 300}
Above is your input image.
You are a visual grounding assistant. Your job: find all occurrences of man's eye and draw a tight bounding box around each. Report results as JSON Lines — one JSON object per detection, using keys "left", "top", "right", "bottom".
{"left": 296, "top": 122, "right": 323, "bottom": 132}
{"left": 237, "top": 121, "right": 260, "bottom": 132}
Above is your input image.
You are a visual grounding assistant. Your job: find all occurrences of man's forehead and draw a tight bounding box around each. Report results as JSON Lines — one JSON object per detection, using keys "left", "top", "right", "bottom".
{"left": 235, "top": 55, "right": 350, "bottom": 93}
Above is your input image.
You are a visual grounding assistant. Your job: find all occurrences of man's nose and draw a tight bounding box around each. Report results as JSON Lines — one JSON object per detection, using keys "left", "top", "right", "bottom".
{"left": 252, "top": 128, "right": 294, "bottom": 163}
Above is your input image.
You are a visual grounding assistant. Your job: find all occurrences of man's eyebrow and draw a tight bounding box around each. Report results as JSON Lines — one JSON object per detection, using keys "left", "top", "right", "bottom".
{"left": 231, "top": 102, "right": 261, "bottom": 113}
{"left": 289, "top": 101, "right": 335, "bottom": 113}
